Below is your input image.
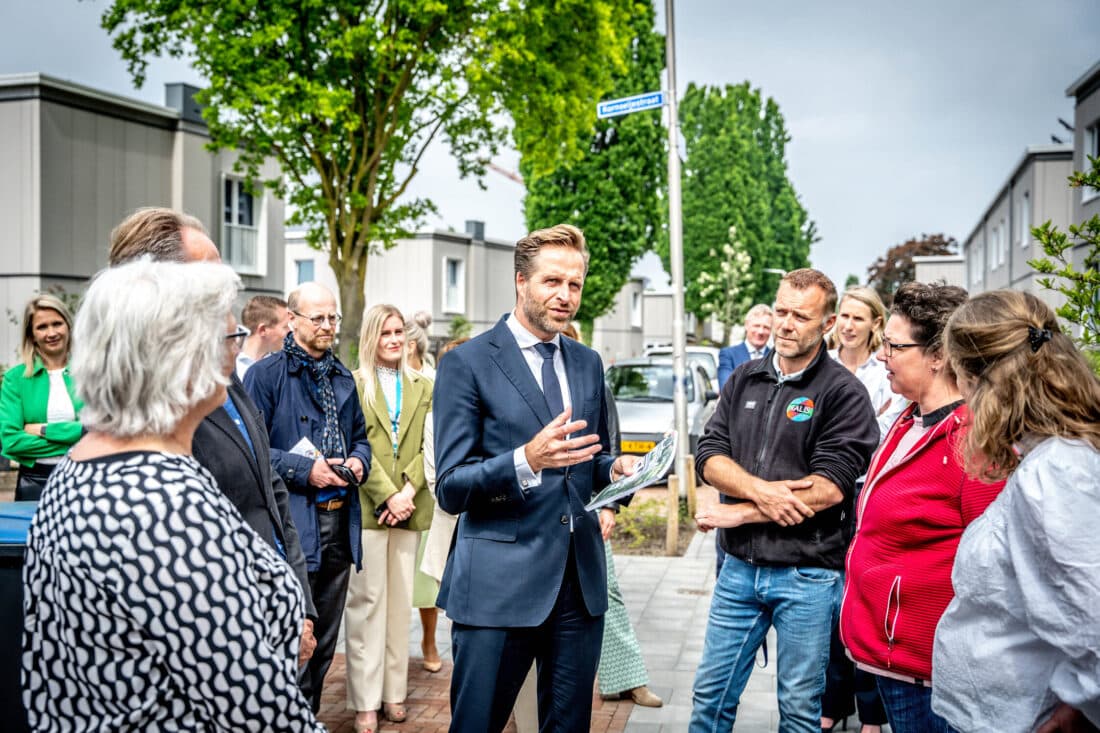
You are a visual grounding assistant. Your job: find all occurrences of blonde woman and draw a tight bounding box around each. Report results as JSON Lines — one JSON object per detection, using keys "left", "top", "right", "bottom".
{"left": 1, "top": 294, "right": 83, "bottom": 501}
{"left": 933, "top": 291, "right": 1100, "bottom": 733}
{"left": 345, "top": 304, "right": 433, "bottom": 733}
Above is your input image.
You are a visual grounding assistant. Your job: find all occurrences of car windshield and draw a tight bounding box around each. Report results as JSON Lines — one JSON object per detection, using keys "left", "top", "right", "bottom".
{"left": 606, "top": 364, "right": 694, "bottom": 402}
{"left": 646, "top": 349, "right": 716, "bottom": 381}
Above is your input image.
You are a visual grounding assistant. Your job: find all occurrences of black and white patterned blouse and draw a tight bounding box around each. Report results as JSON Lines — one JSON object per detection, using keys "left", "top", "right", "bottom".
{"left": 21, "top": 451, "right": 325, "bottom": 732}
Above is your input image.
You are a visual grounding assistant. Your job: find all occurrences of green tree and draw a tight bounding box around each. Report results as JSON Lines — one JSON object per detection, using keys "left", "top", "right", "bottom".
{"left": 1029, "top": 157, "right": 1100, "bottom": 359}
{"left": 866, "top": 233, "right": 957, "bottom": 306}
{"left": 521, "top": 0, "right": 665, "bottom": 344}
{"left": 697, "top": 225, "right": 753, "bottom": 334}
{"left": 659, "top": 82, "right": 814, "bottom": 320}
{"left": 844, "top": 274, "right": 860, "bottom": 289}
{"left": 447, "top": 315, "right": 473, "bottom": 341}
{"left": 102, "top": 0, "right": 637, "bottom": 363}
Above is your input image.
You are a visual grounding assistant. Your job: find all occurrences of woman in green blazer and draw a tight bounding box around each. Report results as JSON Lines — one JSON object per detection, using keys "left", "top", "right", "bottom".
{"left": 1, "top": 294, "right": 83, "bottom": 500}
{"left": 345, "top": 304, "right": 433, "bottom": 733}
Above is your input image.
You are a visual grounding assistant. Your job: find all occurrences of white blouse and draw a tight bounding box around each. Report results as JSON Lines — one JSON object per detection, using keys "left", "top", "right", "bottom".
{"left": 932, "top": 438, "right": 1100, "bottom": 732}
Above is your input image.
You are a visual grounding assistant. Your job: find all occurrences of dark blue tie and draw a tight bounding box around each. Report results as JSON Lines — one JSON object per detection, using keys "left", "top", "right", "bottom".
{"left": 534, "top": 341, "right": 564, "bottom": 417}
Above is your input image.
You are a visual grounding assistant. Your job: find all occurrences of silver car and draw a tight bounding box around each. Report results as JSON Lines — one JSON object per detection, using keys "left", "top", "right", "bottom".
{"left": 605, "top": 356, "right": 719, "bottom": 460}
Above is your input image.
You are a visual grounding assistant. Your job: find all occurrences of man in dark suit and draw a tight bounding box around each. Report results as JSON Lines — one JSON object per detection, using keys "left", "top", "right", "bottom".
{"left": 434, "top": 224, "right": 640, "bottom": 733}
{"left": 107, "top": 207, "right": 317, "bottom": 667}
{"left": 717, "top": 304, "right": 774, "bottom": 388}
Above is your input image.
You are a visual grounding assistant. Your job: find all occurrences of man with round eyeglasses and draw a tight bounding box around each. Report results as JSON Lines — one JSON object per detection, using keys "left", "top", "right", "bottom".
{"left": 244, "top": 280, "right": 371, "bottom": 711}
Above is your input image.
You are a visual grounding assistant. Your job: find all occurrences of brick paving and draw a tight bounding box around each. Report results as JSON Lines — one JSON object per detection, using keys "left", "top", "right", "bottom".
{"left": 317, "top": 654, "right": 632, "bottom": 733}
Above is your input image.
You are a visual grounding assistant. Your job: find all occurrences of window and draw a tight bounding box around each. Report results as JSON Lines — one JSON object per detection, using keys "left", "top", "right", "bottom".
{"left": 990, "top": 225, "right": 1002, "bottom": 269}
{"left": 222, "top": 177, "right": 261, "bottom": 273}
{"left": 969, "top": 239, "right": 985, "bottom": 287}
{"left": 1085, "top": 124, "right": 1099, "bottom": 202}
{"left": 998, "top": 218, "right": 1006, "bottom": 266}
{"left": 1019, "top": 191, "right": 1031, "bottom": 248}
{"left": 295, "top": 259, "right": 315, "bottom": 284}
{"left": 630, "top": 291, "right": 643, "bottom": 328}
{"left": 443, "top": 257, "right": 465, "bottom": 313}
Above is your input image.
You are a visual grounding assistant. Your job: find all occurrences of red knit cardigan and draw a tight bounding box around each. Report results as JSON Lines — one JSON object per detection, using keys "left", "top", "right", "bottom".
{"left": 839, "top": 403, "right": 1005, "bottom": 682}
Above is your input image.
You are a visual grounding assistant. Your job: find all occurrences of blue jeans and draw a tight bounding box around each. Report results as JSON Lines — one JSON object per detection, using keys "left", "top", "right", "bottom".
{"left": 690, "top": 555, "right": 841, "bottom": 733}
{"left": 875, "top": 676, "right": 958, "bottom": 733}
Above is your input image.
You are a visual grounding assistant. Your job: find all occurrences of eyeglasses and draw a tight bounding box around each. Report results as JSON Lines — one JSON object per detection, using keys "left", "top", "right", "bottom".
{"left": 292, "top": 310, "right": 342, "bottom": 328}
{"left": 881, "top": 339, "right": 922, "bottom": 357}
{"left": 225, "top": 325, "right": 250, "bottom": 347}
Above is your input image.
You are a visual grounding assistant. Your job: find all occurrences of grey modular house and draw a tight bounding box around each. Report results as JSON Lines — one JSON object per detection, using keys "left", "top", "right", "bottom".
{"left": 0, "top": 73, "right": 285, "bottom": 365}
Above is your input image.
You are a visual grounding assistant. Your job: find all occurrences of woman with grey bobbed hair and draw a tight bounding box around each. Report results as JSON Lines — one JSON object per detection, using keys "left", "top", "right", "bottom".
{"left": 21, "top": 259, "right": 324, "bottom": 732}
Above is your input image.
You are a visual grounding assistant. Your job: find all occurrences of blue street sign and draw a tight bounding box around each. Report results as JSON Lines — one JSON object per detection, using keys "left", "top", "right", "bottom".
{"left": 596, "top": 90, "right": 666, "bottom": 119}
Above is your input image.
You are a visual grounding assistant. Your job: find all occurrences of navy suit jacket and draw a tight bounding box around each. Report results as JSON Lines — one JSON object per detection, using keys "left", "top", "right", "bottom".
{"left": 244, "top": 351, "right": 370, "bottom": 571}
{"left": 718, "top": 342, "right": 756, "bottom": 389}
{"left": 434, "top": 316, "right": 617, "bottom": 627}
{"left": 192, "top": 376, "right": 316, "bottom": 617}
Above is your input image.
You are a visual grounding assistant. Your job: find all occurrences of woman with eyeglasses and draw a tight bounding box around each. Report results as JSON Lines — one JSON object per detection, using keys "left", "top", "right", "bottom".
{"left": 1, "top": 294, "right": 83, "bottom": 501}
{"left": 344, "top": 304, "right": 434, "bottom": 733}
{"left": 931, "top": 291, "right": 1100, "bottom": 733}
{"left": 839, "top": 282, "right": 1006, "bottom": 733}
{"left": 821, "top": 287, "right": 895, "bottom": 732}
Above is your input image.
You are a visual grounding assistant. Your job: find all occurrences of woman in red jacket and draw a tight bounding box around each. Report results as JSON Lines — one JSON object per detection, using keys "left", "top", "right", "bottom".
{"left": 839, "top": 282, "right": 1005, "bottom": 733}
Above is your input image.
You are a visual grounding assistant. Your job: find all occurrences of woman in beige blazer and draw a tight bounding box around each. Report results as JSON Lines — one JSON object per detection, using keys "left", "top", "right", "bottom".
{"left": 345, "top": 305, "right": 433, "bottom": 733}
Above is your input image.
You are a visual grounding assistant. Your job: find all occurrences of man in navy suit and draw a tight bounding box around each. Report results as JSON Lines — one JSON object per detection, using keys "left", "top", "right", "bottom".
{"left": 434, "top": 224, "right": 641, "bottom": 732}
{"left": 717, "top": 304, "right": 774, "bottom": 388}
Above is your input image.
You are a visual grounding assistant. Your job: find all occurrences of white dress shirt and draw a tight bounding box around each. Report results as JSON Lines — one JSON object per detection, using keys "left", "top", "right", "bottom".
{"left": 506, "top": 312, "right": 572, "bottom": 490}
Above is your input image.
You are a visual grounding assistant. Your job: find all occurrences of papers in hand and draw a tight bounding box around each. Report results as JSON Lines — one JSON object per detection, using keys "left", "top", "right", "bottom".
{"left": 289, "top": 437, "right": 322, "bottom": 459}
{"left": 585, "top": 431, "right": 678, "bottom": 512}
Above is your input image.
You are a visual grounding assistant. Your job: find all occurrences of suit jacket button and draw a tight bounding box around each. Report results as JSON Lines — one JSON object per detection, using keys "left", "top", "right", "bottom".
{"left": 560, "top": 515, "right": 569, "bottom": 525}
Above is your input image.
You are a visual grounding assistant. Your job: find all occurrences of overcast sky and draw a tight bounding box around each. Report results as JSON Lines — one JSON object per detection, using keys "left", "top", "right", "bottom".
{"left": 2, "top": 0, "right": 1098, "bottom": 296}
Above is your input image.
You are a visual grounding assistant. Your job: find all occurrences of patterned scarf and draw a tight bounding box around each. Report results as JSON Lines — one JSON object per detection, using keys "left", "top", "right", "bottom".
{"left": 283, "top": 332, "right": 342, "bottom": 457}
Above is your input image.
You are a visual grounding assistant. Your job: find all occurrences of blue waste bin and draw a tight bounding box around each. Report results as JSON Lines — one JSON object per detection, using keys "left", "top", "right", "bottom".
{"left": 0, "top": 502, "right": 36, "bottom": 733}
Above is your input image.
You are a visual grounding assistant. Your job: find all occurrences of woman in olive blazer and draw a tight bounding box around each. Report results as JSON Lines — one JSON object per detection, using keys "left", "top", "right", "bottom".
{"left": 0, "top": 295, "right": 83, "bottom": 500}
{"left": 344, "top": 305, "right": 433, "bottom": 733}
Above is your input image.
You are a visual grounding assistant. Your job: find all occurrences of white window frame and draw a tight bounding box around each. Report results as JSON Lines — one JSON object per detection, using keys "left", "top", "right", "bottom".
{"left": 970, "top": 239, "right": 985, "bottom": 287}
{"left": 630, "top": 291, "right": 643, "bottom": 328}
{"left": 221, "top": 175, "right": 266, "bottom": 276}
{"left": 442, "top": 256, "right": 466, "bottom": 314}
{"left": 295, "top": 258, "right": 315, "bottom": 285}
{"left": 1019, "top": 191, "right": 1031, "bottom": 248}
{"left": 999, "top": 218, "right": 1006, "bottom": 267}
{"left": 1085, "top": 123, "right": 1100, "bottom": 203}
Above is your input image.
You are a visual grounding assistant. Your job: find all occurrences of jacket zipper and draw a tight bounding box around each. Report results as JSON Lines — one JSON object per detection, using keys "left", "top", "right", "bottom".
{"left": 747, "top": 380, "right": 783, "bottom": 564}
{"left": 751, "top": 381, "right": 784, "bottom": 475}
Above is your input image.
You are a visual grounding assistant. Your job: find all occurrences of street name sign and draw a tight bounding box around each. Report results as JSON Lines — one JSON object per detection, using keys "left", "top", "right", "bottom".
{"left": 597, "top": 90, "right": 666, "bottom": 119}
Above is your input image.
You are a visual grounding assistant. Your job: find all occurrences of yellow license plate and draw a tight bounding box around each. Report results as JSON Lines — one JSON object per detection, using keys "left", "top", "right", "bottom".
{"left": 621, "top": 440, "right": 656, "bottom": 453}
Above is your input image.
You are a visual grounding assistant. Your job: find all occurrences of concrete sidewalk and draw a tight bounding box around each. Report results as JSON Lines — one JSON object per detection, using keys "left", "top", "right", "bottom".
{"left": 612, "top": 530, "right": 781, "bottom": 732}
{"left": 320, "top": 530, "right": 787, "bottom": 732}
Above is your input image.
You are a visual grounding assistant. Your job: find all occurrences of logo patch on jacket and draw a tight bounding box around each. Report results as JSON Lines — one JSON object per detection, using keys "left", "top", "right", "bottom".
{"left": 786, "top": 396, "right": 815, "bottom": 422}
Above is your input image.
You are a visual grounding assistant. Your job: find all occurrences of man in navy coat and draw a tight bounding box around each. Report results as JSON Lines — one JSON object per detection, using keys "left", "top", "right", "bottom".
{"left": 717, "top": 304, "right": 774, "bottom": 388}
{"left": 433, "top": 224, "right": 640, "bottom": 732}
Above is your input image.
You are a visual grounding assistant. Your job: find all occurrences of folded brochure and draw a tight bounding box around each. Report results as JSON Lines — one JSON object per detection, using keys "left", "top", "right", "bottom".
{"left": 585, "top": 431, "right": 677, "bottom": 512}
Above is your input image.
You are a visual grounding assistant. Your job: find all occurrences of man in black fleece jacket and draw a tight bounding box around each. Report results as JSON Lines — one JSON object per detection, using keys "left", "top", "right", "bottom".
{"left": 688, "top": 269, "right": 878, "bottom": 733}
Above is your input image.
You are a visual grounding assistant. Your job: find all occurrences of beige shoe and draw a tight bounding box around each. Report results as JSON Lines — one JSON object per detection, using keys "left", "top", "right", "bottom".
{"left": 628, "top": 686, "right": 663, "bottom": 707}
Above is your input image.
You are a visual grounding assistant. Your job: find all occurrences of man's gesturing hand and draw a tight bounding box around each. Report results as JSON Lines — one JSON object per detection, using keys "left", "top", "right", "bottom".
{"left": 750, "top": 478, "right": 815, "bottom": 527}
{"left": 524, "top": 408, "right": 602, "bottom": 474}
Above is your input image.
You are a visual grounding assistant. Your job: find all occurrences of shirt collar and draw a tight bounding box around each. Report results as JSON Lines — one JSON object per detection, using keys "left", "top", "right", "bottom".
{"left": 772, "top": 352, "right": 809, "bottom": 384}
{"left": 506, "top": 311, "right": 561, "bottom": 351}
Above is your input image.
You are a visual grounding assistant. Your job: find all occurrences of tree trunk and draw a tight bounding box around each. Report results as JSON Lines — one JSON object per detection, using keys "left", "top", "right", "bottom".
{"left": 334, "top": 260, "right": 367, "bottom": 369}
{"left": 579, "top": 318, "right": 595, "bottom": 346}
